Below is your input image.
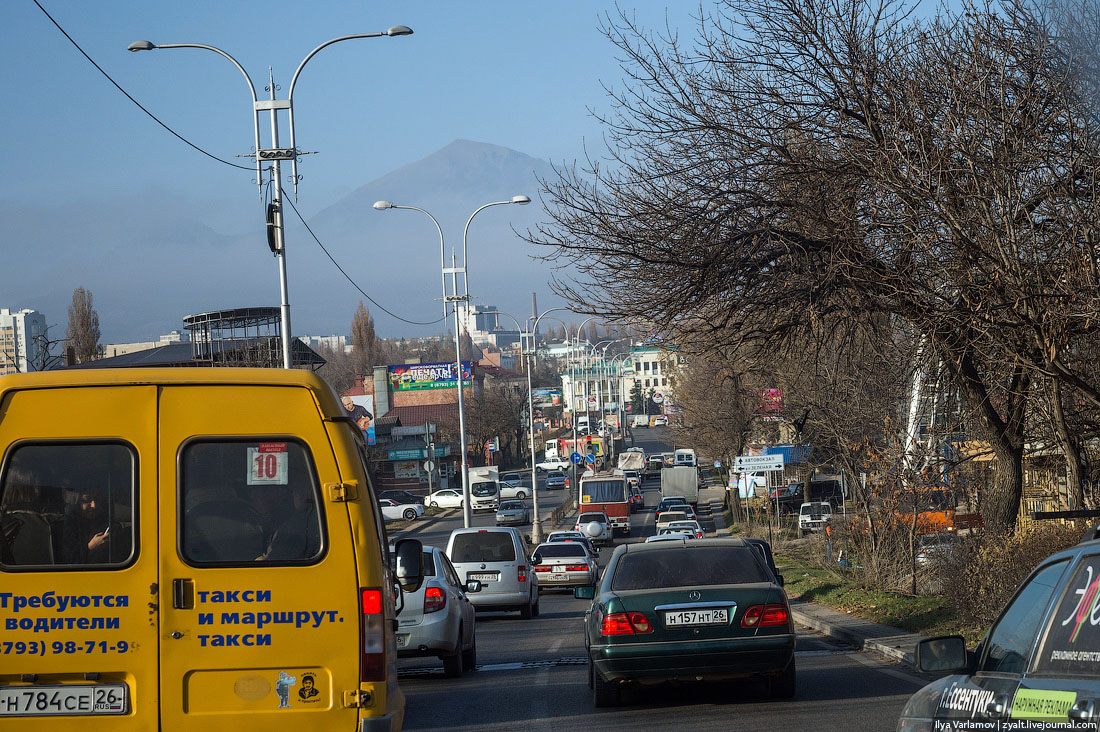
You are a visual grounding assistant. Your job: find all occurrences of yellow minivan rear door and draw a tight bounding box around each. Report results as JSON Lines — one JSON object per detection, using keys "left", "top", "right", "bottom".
{"left": 157, "top": 384, "right": 360, "bottom": 732}
{"left": 0, "top": 384, "right": 160, "bottom": 732}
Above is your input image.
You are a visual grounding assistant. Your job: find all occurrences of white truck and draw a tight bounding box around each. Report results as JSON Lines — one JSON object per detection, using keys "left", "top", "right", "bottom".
{"left": 466, "top": 466, "right": 500, "bottom": 511}
{"left": 798, "top": 501, "right": 833, "bottom": 535}
{"left": 661, "top": 466, "right": 700, "bottom": 506}
{"left": 617, "top": 451, "right": 646, "bottom": 472}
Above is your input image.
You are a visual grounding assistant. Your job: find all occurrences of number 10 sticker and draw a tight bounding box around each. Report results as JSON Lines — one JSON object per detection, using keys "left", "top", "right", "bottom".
{"left": 247, "top": 442, "right": 289, "bottom": 485}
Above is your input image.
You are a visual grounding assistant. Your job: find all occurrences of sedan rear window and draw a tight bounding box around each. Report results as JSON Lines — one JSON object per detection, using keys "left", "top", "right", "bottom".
{"left": 612, "top": 546, "right": 769, "bottom": 590}
{"left": 535, "top": 544, "right": 588, "bottom": 559}
{"left": 499, "top": 501, "right": 524, "bottom": 510}
{"left": 449, "top": 532, "right": 517, "bottom": 563}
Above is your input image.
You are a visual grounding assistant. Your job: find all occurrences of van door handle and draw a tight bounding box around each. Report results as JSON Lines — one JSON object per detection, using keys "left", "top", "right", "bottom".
{"left": 173, "top": 579, "right": 194, "bottom": 610}
{"left": 984, "top": 695, "right": 1008, "bottom": 717}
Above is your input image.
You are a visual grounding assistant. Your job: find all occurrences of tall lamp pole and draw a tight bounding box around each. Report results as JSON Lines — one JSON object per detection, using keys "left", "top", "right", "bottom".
{"left": 375, "top": 196, "right": 529, "bottom": 528}
{"left": 129, "top": 26, "right": 413, "bottom": 368}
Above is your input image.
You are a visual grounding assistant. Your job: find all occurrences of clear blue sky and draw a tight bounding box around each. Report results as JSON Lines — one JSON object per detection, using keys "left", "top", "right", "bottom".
{"left": 3, "top": 1, "right": 697, "bottom": 214}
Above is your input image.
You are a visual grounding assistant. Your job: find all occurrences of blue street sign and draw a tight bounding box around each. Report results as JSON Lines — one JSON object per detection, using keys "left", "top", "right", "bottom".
{"left": 570, "top": 452, "right": 584, "bottom": 464}
{"left": 585, "top": 454, "right": 596, "bottom": 465}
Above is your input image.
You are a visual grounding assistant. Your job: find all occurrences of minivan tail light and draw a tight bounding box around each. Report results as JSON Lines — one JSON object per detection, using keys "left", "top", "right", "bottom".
{"left": 518, "top": 565, "right": 528, "bottom": 583}
{"left": 360, "top": 588, "right": 385, "bottom": 681}
{"left": 423, "top": 586, "right": 446, "bottom": 614}
{"left": 741, "top": 604, "right": 790, "bottom": 628}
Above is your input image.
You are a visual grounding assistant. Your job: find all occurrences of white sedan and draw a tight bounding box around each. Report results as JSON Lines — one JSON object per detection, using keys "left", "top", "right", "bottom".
{"left": 379, "top": 498, "right": 426, "bottom": 522}
{"left": 425, "top": 489, "right": 465, "bottom": 509}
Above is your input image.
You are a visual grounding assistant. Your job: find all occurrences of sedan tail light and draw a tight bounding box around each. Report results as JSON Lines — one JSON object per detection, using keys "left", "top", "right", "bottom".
{"left": 533, "top": 566, "right": 551, "bottom": 572}
{"left": 600, "top": 612, "right": 654, "bottom": 636}
{"left": 565, "top": 565, "right": 588, "bottom": 571}
{"left": 741, "top": 604, "right": 791, "bottom": 628}
{"left": 423, "top": 586, "right": 446, "bottom": 614}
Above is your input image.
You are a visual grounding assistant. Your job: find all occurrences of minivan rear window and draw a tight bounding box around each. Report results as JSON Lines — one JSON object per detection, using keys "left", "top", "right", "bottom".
{"left": 449, "top": 532, "right": 517, "bottom": 563}
{"left": 180, "top": 440, "right": 324, "bottom": 565}
{"left": 0, "top": 442, "right": 136, "bottom": 569}
{"left": 612, "top": 546, "right": 769, "bottom": 590}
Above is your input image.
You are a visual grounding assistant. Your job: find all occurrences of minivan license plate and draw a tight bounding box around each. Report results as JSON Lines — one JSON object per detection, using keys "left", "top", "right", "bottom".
{"left": 468, "top": 572, "right": 498, "bottom": 582}
{"left": 664, "top": 609, "right": 729, "bottom": 627}
{"left": 0, "top": 684, "right": 128, "bottom": 716}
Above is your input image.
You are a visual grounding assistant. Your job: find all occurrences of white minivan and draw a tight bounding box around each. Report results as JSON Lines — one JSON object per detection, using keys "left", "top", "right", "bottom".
{"left": 445, "top": 527, "right": 540, "bottom": 618}
{"left": 673, "top": 448, "right": 697, "bottom": 467}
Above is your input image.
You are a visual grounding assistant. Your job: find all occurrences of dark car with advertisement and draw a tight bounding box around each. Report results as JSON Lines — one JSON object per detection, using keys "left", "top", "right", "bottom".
{"left": 898, "top": 530, "right": 1100, "bottom": 730}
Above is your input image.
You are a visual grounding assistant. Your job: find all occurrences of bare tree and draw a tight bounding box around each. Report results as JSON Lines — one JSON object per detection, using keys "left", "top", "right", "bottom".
{"left": 530, "top": 0, "right": 1100, "bottom": 533}
{"left": 66, "top": 288, "right": 100, "bottom": 364}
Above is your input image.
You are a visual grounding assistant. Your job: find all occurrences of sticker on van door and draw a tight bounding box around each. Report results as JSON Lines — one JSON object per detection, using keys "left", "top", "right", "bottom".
{"left": 274, "top": 671, "right": 295, "bottom": 709}
{"left": 247, "top": 443, "right": 288, "bottom": 485}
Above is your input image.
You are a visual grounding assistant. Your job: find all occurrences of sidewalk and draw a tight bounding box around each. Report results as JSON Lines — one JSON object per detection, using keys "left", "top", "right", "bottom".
{"left": 700, "top": 484, "right": 926, "bottom": 669}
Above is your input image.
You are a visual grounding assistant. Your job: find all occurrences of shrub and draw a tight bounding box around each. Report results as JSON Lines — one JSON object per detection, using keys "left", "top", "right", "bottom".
{"left": 937, "top": 523, "right": 1085, "bottom": 629}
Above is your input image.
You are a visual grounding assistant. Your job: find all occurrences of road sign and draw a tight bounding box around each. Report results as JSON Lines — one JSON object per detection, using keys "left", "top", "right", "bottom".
{"left": 714, "top": 460, "right": 721, "bottom": 469}
{"left": 652, "top": 392, "right": 664, "bottom": 404}
{"left": 585, "top": 454, "right": 596, "bottom": 465}
{"left": 734, "top": 454, "right": 784, "bottom": 472}
{"left": 587, "top": 396, "right": 597, "bottom": 406}
{"left": 570, "top": 452, "right": 584, "bottom": 464}
{"left": 423, "top": 460, "right": 435, "bottom": 472}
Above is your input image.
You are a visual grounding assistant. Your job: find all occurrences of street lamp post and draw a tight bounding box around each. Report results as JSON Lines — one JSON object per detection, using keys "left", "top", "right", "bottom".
{"left": 490, "top": 307, "right": 570, "bottom": 544}
{"left": 374, "top": 196, "right": 529, "bottom": 528}
{"left": 129, "top": 26, "right": 412, "bottom": 369}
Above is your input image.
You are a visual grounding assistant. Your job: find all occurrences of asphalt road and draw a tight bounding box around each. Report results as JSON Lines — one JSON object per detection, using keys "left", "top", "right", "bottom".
{"left": 395, "top": 441, "right": 927, "bottom": 731}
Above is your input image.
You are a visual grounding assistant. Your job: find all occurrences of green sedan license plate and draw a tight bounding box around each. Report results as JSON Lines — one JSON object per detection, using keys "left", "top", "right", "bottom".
{"left": 664, "top": 608, "right": 729, "bottom": 627}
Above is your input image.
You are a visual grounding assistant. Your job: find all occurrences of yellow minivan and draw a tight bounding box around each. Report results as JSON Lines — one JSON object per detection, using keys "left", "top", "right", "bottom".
{"left": 0, "top": 368, "right": 422, "bottom": 731}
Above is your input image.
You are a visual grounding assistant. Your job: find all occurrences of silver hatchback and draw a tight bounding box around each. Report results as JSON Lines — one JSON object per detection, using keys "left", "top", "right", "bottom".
{"left": 393, "top": 545, "right": 478, "bottom": 676}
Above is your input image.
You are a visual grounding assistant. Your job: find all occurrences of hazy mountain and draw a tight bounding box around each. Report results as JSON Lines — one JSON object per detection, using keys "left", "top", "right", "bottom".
{"left": 2, "top": 140, "right": 569, "bottom": 344}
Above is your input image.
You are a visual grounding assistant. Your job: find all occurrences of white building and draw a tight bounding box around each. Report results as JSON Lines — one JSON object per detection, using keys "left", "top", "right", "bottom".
{"left": 103, "top": 330, "right": 188, "bottom": 359}
{"left": 0, "top": 308, "right": 49, "bottom": 375}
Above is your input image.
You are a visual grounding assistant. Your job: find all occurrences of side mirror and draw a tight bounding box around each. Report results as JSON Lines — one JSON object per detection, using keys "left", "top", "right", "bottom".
{"left": 775, "top": 573, "right": 784, "bottom": 587}
{"left": 393, "top": 538, "right": 424, "bottom": 593}
{"left": 916, "top": 635, "right": 970, "bottom": 673}
{"left": 530, "top": 555, "right": 542, "bottom": 566}
{"left": 574, "top": 585, "right": 596, "bottom": 600}
{"left": 465, "top": 579, "right": 482, "bottom": 593}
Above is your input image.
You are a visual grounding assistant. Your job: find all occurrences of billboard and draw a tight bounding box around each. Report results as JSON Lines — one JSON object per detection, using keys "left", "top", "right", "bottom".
{"left": 388, "top": 361, "right": 472, "bottom": 391}
{"left": 531, "top": 387, "right": 562, "bottom": 408}
{"left": 341, "top": 394, "right": 376, "bottom": 445}
{"left": 761, "top": 388, "right": 783, "bottom": 421}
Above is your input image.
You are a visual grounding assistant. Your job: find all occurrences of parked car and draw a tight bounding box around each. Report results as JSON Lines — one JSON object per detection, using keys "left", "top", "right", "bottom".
{"left": 576, "top": 539, "right": 796, "bottom": 706}
{"left": 532, "top": 542, "right": 599, "bottom": 589}
{"left": 545, "top": 470, "right": 568, "bottom": 490}
{"left": 380, "top": 498, "right": 425, "bottom": 522}
{"left": 495, "top": 499, "right": 530, "bottom": 526}
{"left": 651, "top": 415, "right": 669, "bottom": 426}
{"left": 381, "top": 489, "right": 425, "bottom": 506}
{"left": 497, "top": 481, "right": 529, "bottom": 500}
{"left": 500, "top": 471, "right": 530, "bottom": 486}
{"left": 546, "top": 530, "right": 600, "bottom": 557}
{"left": 536, "top": 458, "right": 571, "bottom": 473}
{"left": 798, "top": 501, "right": 833, "bottom": 535}
{"left": 575, "top": 511, "right": 613, "bottom": 547}
{"left": 426, "top": 489, "right": 465, "bottom": 509}
{"left": 898, "top": 529, "right": 1100, "bottom": 729}
{"left": 769, "top": 483, "right": 805, "bottom": 515}
{"left": 445, "top": 527, "right": 540, "bottom": 618}
{"left": 666, "top": 520, "right": 704, "bottom": 539}
{"left": 393, "top": 545, "right": 479, "bottom": 676}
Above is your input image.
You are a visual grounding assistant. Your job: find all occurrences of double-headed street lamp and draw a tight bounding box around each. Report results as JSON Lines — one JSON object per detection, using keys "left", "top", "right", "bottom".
{"left": 374, "top": 196, "right": 529, "bottom": 528}
{"left": 129, "top": 26, "right": 413, "bottom": 368}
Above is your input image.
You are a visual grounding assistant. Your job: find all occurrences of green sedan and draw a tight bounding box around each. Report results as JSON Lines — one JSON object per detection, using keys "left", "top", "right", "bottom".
{"left": 576, "top": 538, "right": 796, "bottom": 706}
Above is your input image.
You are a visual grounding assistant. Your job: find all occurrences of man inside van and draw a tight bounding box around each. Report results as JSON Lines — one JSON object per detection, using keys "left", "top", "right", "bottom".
{"left": 62, "top": 490, "right": 112, "bottom": 563}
